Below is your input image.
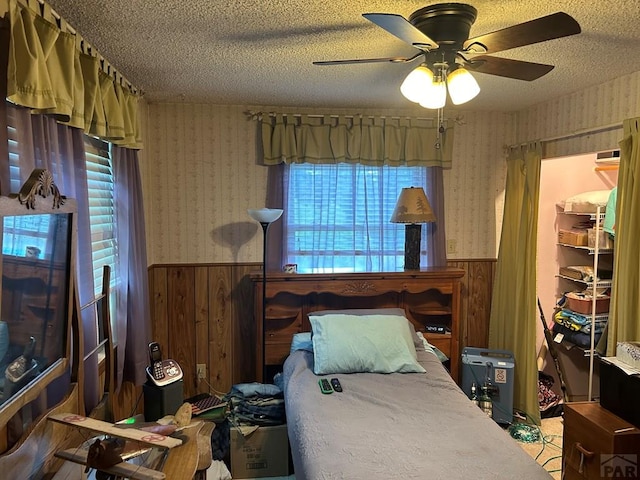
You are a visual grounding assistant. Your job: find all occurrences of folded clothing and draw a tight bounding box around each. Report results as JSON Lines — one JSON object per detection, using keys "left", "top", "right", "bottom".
{"left": 552, "top": 323, "right": 601, "bottom": 348}
{"left": 224, "top": 382, "right": 286, "bottom": 426}
{"left": 554, "top": 309, "right": 607, "bottom": 334}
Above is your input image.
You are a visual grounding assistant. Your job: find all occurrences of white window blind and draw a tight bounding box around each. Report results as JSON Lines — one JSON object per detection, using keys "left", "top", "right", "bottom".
{"left": 287, "top": 163, "right": 429, "bottom": 272}
{"left": 84, "top": 137, "right": 116, "bottom": 297}
{"left": 7, "top": 108, "right": 22, "bottom": 194}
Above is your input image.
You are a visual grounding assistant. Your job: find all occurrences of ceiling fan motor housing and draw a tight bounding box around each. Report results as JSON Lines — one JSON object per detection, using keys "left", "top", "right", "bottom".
{"left": 409, "top": 3, "right": 477, "bottom": 52}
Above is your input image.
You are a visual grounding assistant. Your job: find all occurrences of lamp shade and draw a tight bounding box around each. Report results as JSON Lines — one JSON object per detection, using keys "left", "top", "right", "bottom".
{"left": 400, "top": 65, "right": 434, "bottom": 103}
{"left": 447, "top": 67, "right": 480, "bottom": 105}
{"left": 247, "top": 208, "right": 283, "bottom": 224}
{"left": 418, "top": 76, "right": 447, "bottom": 110}
{"left": 390, "top": 187, "right": 436, "bottom": 224}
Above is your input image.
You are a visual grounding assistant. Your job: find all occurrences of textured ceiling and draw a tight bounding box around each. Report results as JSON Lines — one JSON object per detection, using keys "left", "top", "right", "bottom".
{"left": 46, "top": 0, "right": 640, "bottom": 112}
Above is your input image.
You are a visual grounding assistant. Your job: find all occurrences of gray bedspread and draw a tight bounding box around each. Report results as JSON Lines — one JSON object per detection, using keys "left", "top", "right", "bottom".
{"left": 282, "top": 349, "right": 552, "bottom": 480}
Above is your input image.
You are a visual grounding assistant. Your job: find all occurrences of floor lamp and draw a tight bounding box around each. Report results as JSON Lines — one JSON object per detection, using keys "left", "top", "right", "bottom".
{"left": 390, "top": 187, "right": 436, "bottom": 270}
{"left": 248, "top": 208, "right": 283, "bottom": 382}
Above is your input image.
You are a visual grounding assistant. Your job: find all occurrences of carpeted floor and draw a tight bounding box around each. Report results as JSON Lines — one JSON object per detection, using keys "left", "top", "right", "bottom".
{"left": 513, "top": 416, "right": 564, "bottom": 479}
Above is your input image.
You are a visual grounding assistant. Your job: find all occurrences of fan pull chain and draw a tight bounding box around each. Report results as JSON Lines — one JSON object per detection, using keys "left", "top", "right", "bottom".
{"left": 435, "top": 107, "right": 444, "bottom": 149}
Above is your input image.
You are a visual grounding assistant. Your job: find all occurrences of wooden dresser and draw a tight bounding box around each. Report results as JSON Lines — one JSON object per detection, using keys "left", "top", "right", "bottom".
{"left": 563, "top": 402, "right": 640, "bottom": 479}
{"left": 251, "top": 267, "right": 464, "bottom": 383}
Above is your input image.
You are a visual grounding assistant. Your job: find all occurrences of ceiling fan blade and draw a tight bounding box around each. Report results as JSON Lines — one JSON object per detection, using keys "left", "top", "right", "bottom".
{"left": 363, "top": 13, "right": 438, "bottom": 49}
{"left": 466, "top": 55, "right": 554, "bottom": 81}
{"left": 463, "top": 12, "right": 580, "bottom": 55}
{"left": 313, "top": 52, "right": 422, "bottom": 66}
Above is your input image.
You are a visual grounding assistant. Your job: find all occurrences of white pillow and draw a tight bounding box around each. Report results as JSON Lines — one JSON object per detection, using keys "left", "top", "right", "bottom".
{"left": 309, "top": 308, "right": 423, "bottom": 349}
{"left": 309, "top": 314, "right": 426, "bottom": 375}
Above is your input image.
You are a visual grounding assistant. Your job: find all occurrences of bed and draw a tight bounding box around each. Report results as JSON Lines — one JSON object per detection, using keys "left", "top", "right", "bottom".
{"left": 281, "top": 311, "right": 553, "bottom": 480}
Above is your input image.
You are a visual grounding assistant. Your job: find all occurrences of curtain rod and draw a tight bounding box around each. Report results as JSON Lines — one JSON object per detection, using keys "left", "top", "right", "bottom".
{"left": 507, "top": 121, "right": 623, "bottom": 149}
{"left": 32, "top": 0, "right": 141, "bottom": 95}
{"left": 246, "top": 110, "right": 465, "bottom": 125}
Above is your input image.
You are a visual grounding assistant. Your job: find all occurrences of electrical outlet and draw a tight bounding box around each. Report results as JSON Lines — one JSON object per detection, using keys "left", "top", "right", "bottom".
{"left": 447, "top": 239, "right": 457, "bottom": 255}
{"left": 196, "top": 363, "right": 206, "bottom": 380}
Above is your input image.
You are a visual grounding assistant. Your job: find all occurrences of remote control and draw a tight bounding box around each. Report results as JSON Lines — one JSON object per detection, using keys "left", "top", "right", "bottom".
{"left": 330, "top": 378, "right": 343, "bottom": 392}
{"left": 318, "top": 378, "right": 333, "bottom": 394}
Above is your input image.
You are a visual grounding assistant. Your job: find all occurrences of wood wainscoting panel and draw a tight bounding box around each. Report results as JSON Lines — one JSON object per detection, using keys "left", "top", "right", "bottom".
{"left": 448, "top": 259, "right": 496, "bottom": 350}
{"left": 168, "top": 266, "right": 197, "bottom": 396}
{"left": 206, "top": 265, "right": 232, "bottom": 393}
{"left": 232, "top": 265, "right": 260, "bottom": 385}
{"left": 143, "top": 260, "right": 494, "bottom": 403}
{"left": 147, "top": 264, "right": 258, "bottom": 400}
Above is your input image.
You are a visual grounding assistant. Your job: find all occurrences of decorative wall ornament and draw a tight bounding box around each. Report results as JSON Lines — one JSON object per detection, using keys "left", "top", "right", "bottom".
{"left": 16, "top": 169, "right": 65, "bottom": 209}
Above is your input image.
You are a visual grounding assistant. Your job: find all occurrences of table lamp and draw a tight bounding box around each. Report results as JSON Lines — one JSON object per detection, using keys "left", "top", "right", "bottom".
{"left": 390, "top": 187, "right": 436, "bottom": 270}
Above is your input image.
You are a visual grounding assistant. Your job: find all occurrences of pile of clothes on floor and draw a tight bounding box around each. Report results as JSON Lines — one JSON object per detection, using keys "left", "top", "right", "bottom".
{"left": 207, "top": 381, "right": 286, "bottom": 479}
{"left": 224, "top": 382, "right": 286, "bottom": 426}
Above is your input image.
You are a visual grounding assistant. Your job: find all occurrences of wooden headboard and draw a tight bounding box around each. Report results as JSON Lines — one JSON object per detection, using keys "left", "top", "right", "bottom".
{"left": 251, "top": 267, "right": 465, "bottom": 383}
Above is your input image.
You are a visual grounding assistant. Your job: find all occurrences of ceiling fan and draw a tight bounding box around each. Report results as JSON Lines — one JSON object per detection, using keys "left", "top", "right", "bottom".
{"left": 314, "top": 3, "right": 581, "bottom": 108}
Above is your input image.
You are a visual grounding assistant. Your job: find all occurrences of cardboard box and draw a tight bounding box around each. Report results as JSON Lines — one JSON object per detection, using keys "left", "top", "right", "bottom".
{"left": 558, "top": 229, "right": 588, "bottom": 246}
{"left": 230, "top": 424, "right": 289, "bottom": 478}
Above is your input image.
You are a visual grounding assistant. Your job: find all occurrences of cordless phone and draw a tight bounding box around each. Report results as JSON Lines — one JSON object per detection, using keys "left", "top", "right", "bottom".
{"left": 146, "top": 341, "right": 183, "bottom": 387}
{"left": 149, "top": 342, "right": 165, "bottom": 381}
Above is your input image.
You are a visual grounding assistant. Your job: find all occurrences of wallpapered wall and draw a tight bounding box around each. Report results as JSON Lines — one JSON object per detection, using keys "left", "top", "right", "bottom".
{"left": 140, "top": 70, "right": 640, "bottom": 265}
{"left": 141, "top": 104, "right": 514, "bottom": 264}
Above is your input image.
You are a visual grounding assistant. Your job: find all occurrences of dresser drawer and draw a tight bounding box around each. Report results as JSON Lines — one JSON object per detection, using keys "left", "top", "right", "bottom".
{"left": 563, "top": 463, "right": 586, "bottom": 480}
{"left": 563, "top": 402, "right": 640, "bottom": 479}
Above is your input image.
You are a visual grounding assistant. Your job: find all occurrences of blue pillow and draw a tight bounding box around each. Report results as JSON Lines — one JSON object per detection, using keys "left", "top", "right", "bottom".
{"left": 290, "top": 332, "right": 313, "bottom": 354}
{"left": 309, "top": 314, "right": 426, "bottom": 375}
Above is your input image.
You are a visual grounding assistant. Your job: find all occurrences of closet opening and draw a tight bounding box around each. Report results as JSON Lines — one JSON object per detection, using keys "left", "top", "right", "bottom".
{"left": 536, "top": 150, "right": 618, "bottom": 411}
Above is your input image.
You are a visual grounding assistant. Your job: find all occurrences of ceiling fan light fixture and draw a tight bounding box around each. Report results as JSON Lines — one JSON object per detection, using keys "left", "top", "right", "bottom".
{"left": 447, "top": 67, "right": 480, "bottom": 105}
{"left": 418, "top": 74, "right": 446, "bottom": 109}
{"left": 400, "top": 65, "right": 434, "bottom": 103}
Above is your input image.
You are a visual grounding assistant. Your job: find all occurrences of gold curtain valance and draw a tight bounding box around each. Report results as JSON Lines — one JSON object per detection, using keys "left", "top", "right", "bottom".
{"left": 5, "top": 0, "right": 142, "bottom": 149}
{"left": 260, "top": 113, "right": 454, "bottom": 168}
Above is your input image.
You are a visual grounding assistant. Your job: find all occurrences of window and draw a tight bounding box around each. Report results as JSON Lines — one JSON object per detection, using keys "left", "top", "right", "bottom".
{"left": 286, "top": 163, "right": 429, "bottom": 273}
{"left": 84, "top": 137, "right": 116, "bottom": 298}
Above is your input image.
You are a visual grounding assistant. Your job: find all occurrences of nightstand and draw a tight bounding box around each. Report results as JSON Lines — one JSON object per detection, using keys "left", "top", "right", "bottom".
{"left": 563, "top": 402, "right": 640, "bottom": 479}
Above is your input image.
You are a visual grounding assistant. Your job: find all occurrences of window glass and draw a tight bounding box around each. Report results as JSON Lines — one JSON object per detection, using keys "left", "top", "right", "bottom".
{"left": 287, "top": 163, "right": 428, "bottom": 273}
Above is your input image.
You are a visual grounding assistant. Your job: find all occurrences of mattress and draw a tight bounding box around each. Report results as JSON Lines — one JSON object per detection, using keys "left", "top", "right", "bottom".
{"left": 282, "top": 349, "right": 552, "bottom": 480}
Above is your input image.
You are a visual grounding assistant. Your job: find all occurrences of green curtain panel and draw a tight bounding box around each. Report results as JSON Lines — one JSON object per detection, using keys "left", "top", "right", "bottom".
{"left": 489, "top": 142, "right": 542, "bottom": 426}
{"left": 6, "top": 0, "right": 142, "bottom": 149}
{"left": 261, "top": 113, "right": 454, "bottom": 167}
{"left": 607, "top": 117, "right": 640, "bottom": 354}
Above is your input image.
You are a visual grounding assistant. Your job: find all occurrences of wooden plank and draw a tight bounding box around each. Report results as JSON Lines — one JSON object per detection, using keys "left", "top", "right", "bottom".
{"left": 195, "top": 266, "right": 209, "bottom": 395}
{"left": 167, "top": 266, "right": 196, "bottom": 399}
{"left": 232, "top": 265, "right": 260, "bottom": 384}
{"left": 48, "top": 413, "right": 182, "bottom": 449}
{"left": 150, "top": 267, "right": 169, "bottom": 351}
{"left": 55, "top": 448, "right": 166, "bottom": 480}
{"left": 209, "top": 265, "right": 232, "bottom": 392}
{"left": 465, "top": 261, "right": 495, "bottom": 348}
